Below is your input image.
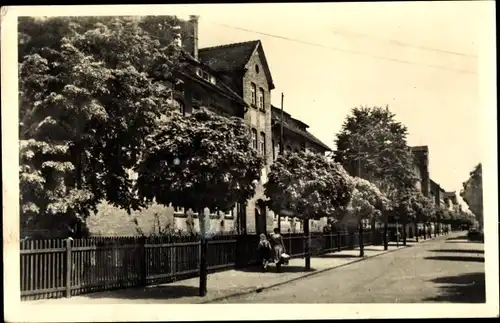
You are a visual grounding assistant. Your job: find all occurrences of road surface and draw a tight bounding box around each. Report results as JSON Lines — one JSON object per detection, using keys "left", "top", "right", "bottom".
{"left": 214, "top": 233, "right": 485, "bottom": 303}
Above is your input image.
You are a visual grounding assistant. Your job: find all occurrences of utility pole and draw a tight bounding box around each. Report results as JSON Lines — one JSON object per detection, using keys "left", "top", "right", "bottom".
{"left": 280, "top": 92, "right": 284, "bottom": 155}
{"left": 278, "top": 93, "right": 284, "bottom": 233}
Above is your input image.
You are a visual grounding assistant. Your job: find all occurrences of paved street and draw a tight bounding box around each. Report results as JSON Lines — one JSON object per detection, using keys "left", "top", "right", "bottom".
{"left": 214, "top": 233, "right": 485, "bottom": 303}
{"left": 24, "top": 242, "right": 406, "bottom": 304}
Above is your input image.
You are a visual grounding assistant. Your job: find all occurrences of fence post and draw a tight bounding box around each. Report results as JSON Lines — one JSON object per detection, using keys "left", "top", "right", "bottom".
{"left": 141, "top": 236, "right": 147, "bottom": 286}
{"left": 65, "top": 238, "right": 72, "bottom": 298}
{"left": 337, "top": 233, "right": 341, "bottom": 252}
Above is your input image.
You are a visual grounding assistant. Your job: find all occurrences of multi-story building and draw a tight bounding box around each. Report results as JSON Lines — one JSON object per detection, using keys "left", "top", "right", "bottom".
{"left": 88, "top": 15, "right": 331, "bottom": 236}
{"left": 430, "top": 180, "right": 441, "bottom": 206}
{"left": 270, "top": 105, "right": 331, "bottom": 156}
{"left": 21, "top": 15, "right": 335, "bottom": 238}
{"left": 443, "top": 191, "right": 458, "bottom": 211}
{"left": 411, "top": 146, "right": 430, "bottom": 198}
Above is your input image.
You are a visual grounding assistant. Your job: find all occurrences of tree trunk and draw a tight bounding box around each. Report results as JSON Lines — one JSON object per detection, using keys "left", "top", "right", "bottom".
{"left": 415, "top": 221, "right": 419, "bottom": 242}
{"left": 359, "top": 220, "right": 364, "bottom": 257}
{"left": 199, "top": 208, "right": 208, "bottom": 297}
{"left": 383, "top": 219, "right": 388, "bottom": 250}
{"left": 370, "top": 217, "right": 376, "bottom": 245}
{"left": 402, "top": 219, "right": 407, "bottom": 246}
{"left": 304, "top": 219, "right": 311, "bottom": 270}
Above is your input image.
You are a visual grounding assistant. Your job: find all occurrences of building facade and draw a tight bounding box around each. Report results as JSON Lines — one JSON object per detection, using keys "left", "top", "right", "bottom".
{"left": 411, "top": 146, "right": 430, "bottom": 198}
{"left": 99, "top": 15, "right": 329, "bottom": 236}
{"left": 21, "top": 15, "right": 335, "bottom": 238}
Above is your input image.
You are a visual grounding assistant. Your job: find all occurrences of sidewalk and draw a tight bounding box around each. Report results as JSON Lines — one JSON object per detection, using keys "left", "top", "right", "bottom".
{"left": 24, "top": 233, "right": 455, "bottom": 305}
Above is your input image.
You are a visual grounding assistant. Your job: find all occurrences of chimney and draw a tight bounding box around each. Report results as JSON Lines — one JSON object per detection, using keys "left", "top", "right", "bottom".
{"left": 188, "top": 15, "right": 199, "bottom": 60}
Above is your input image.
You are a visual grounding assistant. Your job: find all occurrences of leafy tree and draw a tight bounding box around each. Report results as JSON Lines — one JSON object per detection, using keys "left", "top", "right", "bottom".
{"left": 460, "top": 163, "right": 483, "bottom": 231}
{"left": 334, "top": 106, "right": 418, "bottom": 248}
{"left": 135, "top": 107, "right": 264, "bottom": 296}
{"left": 19, "top": 16, "right": 182, "bottom": 234}
{"left": 391, "top": 188, "right": 418, "bottom": 245}
{"left": 412, "top": 193, "right": 435, "bottom": 240}
{"left": 344, "top": 177, "right": 387, "bottom": 256}
{"left": 334, "top": 106, "right": 418, "bottom": 191}
{"left": 265, "top": 150, "right": 353, "bottom": 269}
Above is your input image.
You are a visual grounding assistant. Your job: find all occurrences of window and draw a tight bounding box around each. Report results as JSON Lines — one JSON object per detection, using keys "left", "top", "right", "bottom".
{"left": 251, "top": 83, "right": 257, "bottom": 106}
{"left": 272, "top": 139, "right": 276, "bottom": 160}
{"left": 260, "top": 132, "right": 266, "bottom": 156}
{"left": 258, "top": 88, "right": 265, "bottom": 110}
{"left": 255, "top": 64, "right": 260, "bottom": 74}
{"left": 251, "top": 128, "right": 258, "bottom": 149}
{"left": 196, "top": 68, "right": 212, "bottom": 83}
{"left": 173, "top": 99, "right": 185, "bottom": 115}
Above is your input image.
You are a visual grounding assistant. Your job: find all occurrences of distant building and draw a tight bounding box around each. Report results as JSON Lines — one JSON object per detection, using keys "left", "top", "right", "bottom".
{"left": 411, "top": 146, "right": 430, "bottom": 197}
{"left": 443, "top": 191, "right": 458, "bottom": 211}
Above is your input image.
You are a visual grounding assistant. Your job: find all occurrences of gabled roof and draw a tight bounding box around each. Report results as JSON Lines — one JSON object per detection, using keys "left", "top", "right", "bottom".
{"left": 199, "top": 40, "right": 275, "bottom": 90}
{"left": 178, "top": 51, "right": 246, "bottom": 107}
{"left": 199, "top": 40, "right": 259, "bottom": 71}
{"left": 270, "top": 105, "right": 330, "bottom": 151}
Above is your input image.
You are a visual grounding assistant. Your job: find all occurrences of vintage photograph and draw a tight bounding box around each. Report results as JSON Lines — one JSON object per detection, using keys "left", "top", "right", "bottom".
{"left": 2, "top": 2, "right": 498, "bottom": 321}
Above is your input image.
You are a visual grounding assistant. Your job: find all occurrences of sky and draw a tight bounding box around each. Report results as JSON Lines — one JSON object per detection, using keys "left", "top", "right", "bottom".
{"left": 6, "top": 3, "right": 492, "bottom": 208}
{"left": 170, "top": 2, "right": 492, "bottom": 201}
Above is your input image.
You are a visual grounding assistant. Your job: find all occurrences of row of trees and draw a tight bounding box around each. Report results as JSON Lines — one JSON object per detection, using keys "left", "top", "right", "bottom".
{"left": 19, "top": 17, "right": 474, "bottom": 296}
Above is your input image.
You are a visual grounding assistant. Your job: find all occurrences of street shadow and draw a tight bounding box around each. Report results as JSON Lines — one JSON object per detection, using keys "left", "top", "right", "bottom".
{"left": 429, "top": 249, "right": 484, "bottom": 254}
{"left": 423, "top": 272, "right": 486, "bottom": 303}
{"left": 446, "top": 241, "right": 483, "bottom": 244}
{"left": 446, "top": 236, "right": 468, "bottom": 241}
{"left": 235, "top": 265, "right": 316, "bottom": 274}
{"left": 388, "top": 243, "right": 414, "bottom": 247}
{"left": 85, "top": 285, "right": 200, "bottom": 300}
{"left": 318, "top": 253, "right": 360, "bottom": 259}
{"left": 424, "top": 255, "right": 485, "bottom": 263}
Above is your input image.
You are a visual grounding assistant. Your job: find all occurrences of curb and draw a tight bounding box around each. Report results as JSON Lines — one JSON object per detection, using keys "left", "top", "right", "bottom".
{"left": 199, "top": 245, "right": 407, "bottom": 304}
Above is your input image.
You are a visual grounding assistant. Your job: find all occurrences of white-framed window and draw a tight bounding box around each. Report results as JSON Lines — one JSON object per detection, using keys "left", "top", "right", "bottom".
{"left": 251, "top": 83, "right": 257, "bottom": 106}
{"left": 258, "top": 88, "right": 265, "bottom": 110}
{"left": 196, "top": 68, "right": 212, "bottom": 83}
{"left": 252, "top": 128, "right": 258, "bottom": 150}
{"left": 260, "top": 132, "right": 266, "bottom": 156}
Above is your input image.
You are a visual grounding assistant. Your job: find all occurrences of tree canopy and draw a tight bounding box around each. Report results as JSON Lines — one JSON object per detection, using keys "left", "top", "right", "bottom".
{"left": 136, "top": 108, "right": 264, "bottom": 213}
{"left": 412, "top": 193, "right": 435, "bottom": 224}
{"left": 460, "top": 163, "right": 483, "bottom": 229}
{"left": 19, "top": 16, "right": 183, "bottom": 226}
{"left": 391, "top": 187, "right": 418, "bottom": 223}
{"left": 345, "top": 177, "right": 387, "bottom": 222}
{"left": 334, "top": 106, "right": 418, "bottom": 197}
{"left": 265, "top": 150, "right": 353, "bottom": 220}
